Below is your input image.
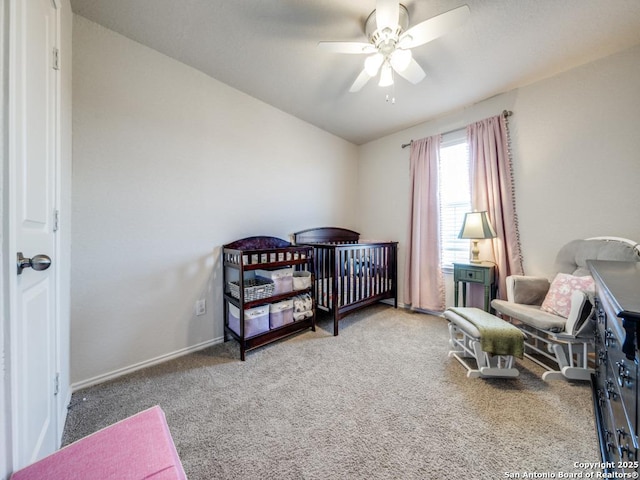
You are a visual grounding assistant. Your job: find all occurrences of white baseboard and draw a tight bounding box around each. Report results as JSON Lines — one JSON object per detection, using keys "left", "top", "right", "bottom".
{"left": 71, "top": 336, "right": 224, "bottom": 392}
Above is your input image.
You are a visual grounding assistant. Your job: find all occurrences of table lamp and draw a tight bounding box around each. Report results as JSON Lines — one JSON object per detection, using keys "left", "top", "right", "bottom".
{"left": 458, "top": 211, "right": 497, "bottom": 263}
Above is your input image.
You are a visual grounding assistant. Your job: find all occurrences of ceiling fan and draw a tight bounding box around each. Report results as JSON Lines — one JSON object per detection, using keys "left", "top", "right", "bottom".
{"left": 318, "top": 1, "right": 470, "bottom": 92}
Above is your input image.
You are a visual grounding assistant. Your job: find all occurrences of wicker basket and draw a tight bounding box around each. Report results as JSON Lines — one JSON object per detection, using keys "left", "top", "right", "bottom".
{"left": 228, "top": 278, "right": 275, "bottom": 301}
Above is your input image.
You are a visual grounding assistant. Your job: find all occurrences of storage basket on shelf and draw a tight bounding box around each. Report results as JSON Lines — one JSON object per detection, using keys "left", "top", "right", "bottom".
{"left": 228, "top": 304, "right": 270, "bottom": 338}
{"left": 269, "top": 300, "right": 294, "bottom": 329}
{"left": 292, "top": 293, "right": 313, "bottom": 321}
{"left": 292, "top": 271, "right": 312, "bottom": 291}
{"left": 255, "top": 268, "right": 294, "bottom": 295}
{"left": 228, "top": 277, "right": 274, "bottom": 302}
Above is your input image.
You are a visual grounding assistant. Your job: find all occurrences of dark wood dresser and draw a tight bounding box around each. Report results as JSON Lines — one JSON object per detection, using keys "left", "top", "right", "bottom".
{"left": 589, "top": 260, "right": 640, "bottom": 473}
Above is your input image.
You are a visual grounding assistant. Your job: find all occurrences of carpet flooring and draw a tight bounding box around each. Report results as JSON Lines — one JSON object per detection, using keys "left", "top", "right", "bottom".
{"left": 63, "top": 305, "right": 599, "bottom": 479}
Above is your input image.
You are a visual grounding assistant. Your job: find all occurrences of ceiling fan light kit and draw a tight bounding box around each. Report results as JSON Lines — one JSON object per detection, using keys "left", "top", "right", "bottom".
{"left": 378, "top": 62, "right": 394, "bottom": 87}
{"left": 318, "top": 1, "right": 470, "bottom": 93}
{"left": 364, "top": 53, "right": 384, "bottom": 76}
{"left": 389, "top": 48, "right": 412, "bottom": 72}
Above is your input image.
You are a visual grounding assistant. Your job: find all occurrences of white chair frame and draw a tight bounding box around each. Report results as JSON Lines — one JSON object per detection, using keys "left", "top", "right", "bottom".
{"left": 509, "top": 321, "right": 593, "bottom": 381}
{"left": 447, "top": 320, "right": 519, "bottom": 378}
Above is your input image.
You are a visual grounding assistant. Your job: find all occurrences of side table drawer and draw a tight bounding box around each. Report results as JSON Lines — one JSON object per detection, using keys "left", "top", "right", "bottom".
{"left": 458, "top": 268, "right": 485, "bottom": 283}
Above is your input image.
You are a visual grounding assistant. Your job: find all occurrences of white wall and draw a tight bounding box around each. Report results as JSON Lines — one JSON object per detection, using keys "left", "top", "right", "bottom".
{"left": 511, "top": 45, "right": 640, "bottom": 275}
{"left": 71, "top": 16, "right": 358, "bottom": 387}
{"left": 72, "top": 14, "right": 640, "bottom": 385}
{"left": 357, "top": 43, "right": 640, "bottom": 307}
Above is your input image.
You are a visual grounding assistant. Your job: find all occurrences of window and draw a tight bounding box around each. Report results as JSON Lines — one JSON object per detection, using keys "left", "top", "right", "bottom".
{"left": 439, "top": 130, "right": 471, "bottom": 270}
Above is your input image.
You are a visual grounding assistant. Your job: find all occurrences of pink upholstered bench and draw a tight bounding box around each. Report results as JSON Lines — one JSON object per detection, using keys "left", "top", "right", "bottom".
{"left": 11, "top": 406, "right": 186, "bottom": 480}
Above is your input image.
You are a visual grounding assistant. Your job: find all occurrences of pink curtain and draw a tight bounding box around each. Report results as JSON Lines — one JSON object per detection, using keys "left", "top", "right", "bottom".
{"left": 403, "top": 135, "right": 445, "bottom": 312}
{"left": 467, "top": 114, "right": 523, "bottom": 300}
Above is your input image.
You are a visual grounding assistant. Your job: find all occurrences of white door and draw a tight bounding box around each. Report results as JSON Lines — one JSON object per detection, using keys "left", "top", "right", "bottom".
{"left": 9, "top": 0, "right": 60, "bottom": 469}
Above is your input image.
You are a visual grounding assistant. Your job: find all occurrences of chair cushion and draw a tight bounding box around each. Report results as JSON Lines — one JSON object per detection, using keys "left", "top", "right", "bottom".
{"left": 507, "top": 275, "right": 549, "bottom": 305}
{"left": 491, "top": 299, "right": 567, "bottom": 332}
{"left": 540, "top": 273, "right": 594, "bottom": 318}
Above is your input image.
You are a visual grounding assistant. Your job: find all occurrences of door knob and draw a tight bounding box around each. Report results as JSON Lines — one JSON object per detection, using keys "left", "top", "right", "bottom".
{"left": 17, "top": 252, "right": 52, "bottom": 275}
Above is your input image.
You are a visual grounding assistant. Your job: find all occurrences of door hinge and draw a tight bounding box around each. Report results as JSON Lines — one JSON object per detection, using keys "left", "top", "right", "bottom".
{"left": 54, "top": 373, "right": 60, "bottom": 396}
{"left": 53, "top": 209, "right": 60, "bottom": 232}
{"left": 52, "top": 47, "right": 60, "bottom": 70}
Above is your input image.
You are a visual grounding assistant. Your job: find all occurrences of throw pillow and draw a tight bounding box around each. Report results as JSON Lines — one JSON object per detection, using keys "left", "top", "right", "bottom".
{"left": 540, "top": 273, "right": 595, "bottom": 318}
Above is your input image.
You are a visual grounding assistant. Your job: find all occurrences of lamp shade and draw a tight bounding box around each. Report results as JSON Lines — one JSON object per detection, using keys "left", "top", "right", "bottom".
{"left": 458, "top": 211, "right": 497, "bottom": 240}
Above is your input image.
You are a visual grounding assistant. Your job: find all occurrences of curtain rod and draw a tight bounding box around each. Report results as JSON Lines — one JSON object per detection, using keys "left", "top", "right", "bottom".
{"left": 401, "top": 110, "right": 513, "bottom": 149}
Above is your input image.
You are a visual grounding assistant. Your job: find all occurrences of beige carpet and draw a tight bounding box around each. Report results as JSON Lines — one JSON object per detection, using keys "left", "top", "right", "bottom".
{"left": 63, "top": 305, "right": 599, "bottom": 479}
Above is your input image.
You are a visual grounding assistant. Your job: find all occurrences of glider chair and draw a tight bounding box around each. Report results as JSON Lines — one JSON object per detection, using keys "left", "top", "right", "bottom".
{"left": 491, "top": 237, "right": 640, "bottom": 381}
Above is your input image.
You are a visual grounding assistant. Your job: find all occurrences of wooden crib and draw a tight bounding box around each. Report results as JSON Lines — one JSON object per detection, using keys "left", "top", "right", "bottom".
{"left": 293, "top": 227, "right": 398, "bottom": 335}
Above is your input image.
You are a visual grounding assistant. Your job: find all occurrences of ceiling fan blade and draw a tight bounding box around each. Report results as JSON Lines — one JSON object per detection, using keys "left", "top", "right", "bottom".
{"left": 349, "top": 69, "right": 373, "bottom": 92}
{"left": 399, "top": 5, "right": 470, "bottom": 49}
{"left": 317, "top": 41, "right": 377, "bottom": 54}
{"left": 376, "top": 0, "right": 399, "bottom": 32}
{"left": 394, "top": 58, "right": 426, "bottom": 84}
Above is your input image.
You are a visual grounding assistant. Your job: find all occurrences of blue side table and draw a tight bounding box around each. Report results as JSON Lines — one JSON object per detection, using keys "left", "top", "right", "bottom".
{"left": 453, "top": 262, "right": 496, "bottom": 312}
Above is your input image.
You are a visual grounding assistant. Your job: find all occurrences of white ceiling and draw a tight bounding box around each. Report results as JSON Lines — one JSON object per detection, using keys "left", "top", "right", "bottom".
{"left": 69, "top": 0, "right": 640, "bottom": 145}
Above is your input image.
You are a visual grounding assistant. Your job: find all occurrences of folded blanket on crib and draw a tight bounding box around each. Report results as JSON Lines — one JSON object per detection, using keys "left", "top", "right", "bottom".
{"left": 448, "top": 307, "right": 525, "bottom": 359}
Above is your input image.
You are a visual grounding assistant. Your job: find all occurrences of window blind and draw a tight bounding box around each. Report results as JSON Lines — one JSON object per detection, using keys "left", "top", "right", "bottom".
{"left": 439, "top": 133, "right": 471, "bottom": 269}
